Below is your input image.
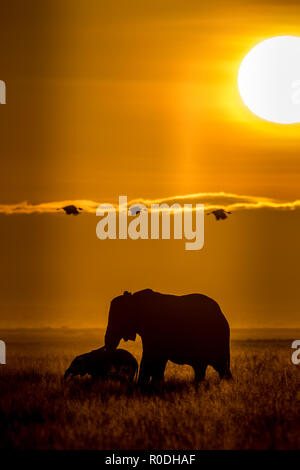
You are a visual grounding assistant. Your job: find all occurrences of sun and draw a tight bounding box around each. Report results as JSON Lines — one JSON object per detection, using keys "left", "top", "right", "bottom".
{"left": 238, "top": 36, "right": 300, "bottom": 124}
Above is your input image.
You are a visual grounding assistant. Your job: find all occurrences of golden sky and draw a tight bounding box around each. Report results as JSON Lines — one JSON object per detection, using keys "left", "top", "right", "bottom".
{"left": 0, "top": 0, "right": 299, "bottom": 328}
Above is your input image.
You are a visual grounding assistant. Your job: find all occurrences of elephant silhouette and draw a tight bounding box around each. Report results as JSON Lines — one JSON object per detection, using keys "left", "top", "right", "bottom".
{"left": 105, "top": 289, "right": 232, "bottom": 387}
{"left": 64, "top": 347, "right": 138, "bottom": 382}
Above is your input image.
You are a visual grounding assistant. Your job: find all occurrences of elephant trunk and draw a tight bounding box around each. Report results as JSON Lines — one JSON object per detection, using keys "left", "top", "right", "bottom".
{"left": 64, "top": 368, "right": 72, "bottom": 379}
{"left": 104, "top": 325, "right": 121, "bottom": 351}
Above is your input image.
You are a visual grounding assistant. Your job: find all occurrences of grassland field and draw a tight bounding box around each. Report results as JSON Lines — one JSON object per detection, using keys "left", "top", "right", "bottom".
{"left": 0, "top": 328, "right": 299, "bottom": 449}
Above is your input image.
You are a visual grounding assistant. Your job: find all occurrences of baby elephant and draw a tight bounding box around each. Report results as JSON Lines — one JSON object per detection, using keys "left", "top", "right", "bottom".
{"left": 64, "top": 347, "right": 138, "bottom": 382}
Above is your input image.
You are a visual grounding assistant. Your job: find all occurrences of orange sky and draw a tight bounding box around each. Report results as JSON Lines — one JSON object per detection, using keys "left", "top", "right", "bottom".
{"left": 0, "top": 0, "right": 299, "bottom": 328}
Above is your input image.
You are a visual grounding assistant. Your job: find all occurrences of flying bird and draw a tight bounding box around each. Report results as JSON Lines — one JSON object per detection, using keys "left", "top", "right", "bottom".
{"left": 207, "top": 209, "right": 231, "bottom": 220}
{"left": 129, "top": 205, "right": 146, "bottom": 216}
{"left": 59, "top": 205, "right": 83, "bottom": 216}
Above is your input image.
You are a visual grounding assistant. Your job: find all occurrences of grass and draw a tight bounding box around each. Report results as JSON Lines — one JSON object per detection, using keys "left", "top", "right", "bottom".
{"left": 0, "top": 330, "right": 299, "bottom": 449}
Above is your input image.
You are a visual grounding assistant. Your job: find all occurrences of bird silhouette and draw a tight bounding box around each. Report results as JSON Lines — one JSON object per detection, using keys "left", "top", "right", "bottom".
{"left": 207, "top": 209, "right": 231, "bottom": 220}
{"left": 59, "top": 205, "right": 83, "bottom": 216}
{"left": 129, "top": 205, "right": 146, "bottom": 216}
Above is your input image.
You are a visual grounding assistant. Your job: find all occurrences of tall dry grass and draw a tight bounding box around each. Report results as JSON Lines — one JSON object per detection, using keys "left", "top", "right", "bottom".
{"left": 0, "top": 330, "right": 299, "bottom": 449}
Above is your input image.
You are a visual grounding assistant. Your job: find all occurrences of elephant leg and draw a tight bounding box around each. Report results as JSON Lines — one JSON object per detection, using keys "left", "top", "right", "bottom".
{"left": 150, "top": 359, "right": 167, "bottom": 388}
{"left": 137, "top": 355, "right": 152, "bottom": 387}
{"left": 213, "top": 361, "right": 233, "bottom": 380}
{"left": 193, "top": 363, "right": 207, "bottom": 389}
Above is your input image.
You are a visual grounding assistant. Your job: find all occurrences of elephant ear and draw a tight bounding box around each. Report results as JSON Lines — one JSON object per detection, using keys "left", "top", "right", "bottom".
{"left": 121, "top": 291, "right": 136, "bottom": 341}
{"left": 122, "top": 291, "right": 132, "bottom": 312}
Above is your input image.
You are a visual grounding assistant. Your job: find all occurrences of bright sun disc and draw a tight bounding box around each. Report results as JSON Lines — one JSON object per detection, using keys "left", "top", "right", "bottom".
{"left": 238, "top": 36, "right": 300, "bottom": 124}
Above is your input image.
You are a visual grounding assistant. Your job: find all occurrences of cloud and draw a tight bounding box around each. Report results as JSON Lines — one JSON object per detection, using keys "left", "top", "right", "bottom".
{"left": 0, "top": 192, "right": 299, "bottom": 215}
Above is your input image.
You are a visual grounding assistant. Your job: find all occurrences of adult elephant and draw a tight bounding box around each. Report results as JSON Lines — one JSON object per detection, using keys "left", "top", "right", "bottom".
{"left": 104, "top": 289, "right": 232, "bottom": 386}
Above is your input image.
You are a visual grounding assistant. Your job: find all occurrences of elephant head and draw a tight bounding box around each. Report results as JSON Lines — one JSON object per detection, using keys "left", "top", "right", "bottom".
{"left": 105, "top": 291, "right": 138, "bottom": 351}
{"left": 64, "top": 356, "right": 86, "bottom": 379}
